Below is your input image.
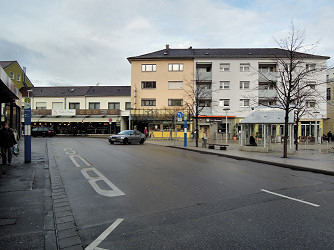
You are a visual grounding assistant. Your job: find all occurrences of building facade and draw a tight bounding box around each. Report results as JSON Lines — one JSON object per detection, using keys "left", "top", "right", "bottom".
{"left": 0, "top": 64, "right": 22, "bottom": 132}
{"left": 324, "top": 67, "right": 334, "bottom": 134}
{"left": 128, "top": 45, "right": 194, "bottom": 137}
{"left": 23, "top": 86, "right": 131, "bottom": 135}
{"left": 129, "top": 46, "right": 329, "bottom": 141}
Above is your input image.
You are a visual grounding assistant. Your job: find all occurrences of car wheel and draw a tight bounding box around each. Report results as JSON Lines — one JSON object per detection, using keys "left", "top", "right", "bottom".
{"left": 139, "top": 139, "right": 145, "bottom": 144}
{"left": 123, "top": 138, "right": 128, "bottom": 145}
{"left": 109, "top": 141, "right": 114, "bottom": 144}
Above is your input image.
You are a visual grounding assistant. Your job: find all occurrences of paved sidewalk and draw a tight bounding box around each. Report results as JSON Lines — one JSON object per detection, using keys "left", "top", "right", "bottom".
{"left": 0, "top": 140, "right": 82, "bottom": 250}
{"left": 146, "top": 138, "right": 334, "bottom": 176}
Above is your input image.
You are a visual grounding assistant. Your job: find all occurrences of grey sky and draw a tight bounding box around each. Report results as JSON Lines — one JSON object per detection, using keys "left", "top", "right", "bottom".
{"left": 1, "top": 0, "right": 333, "bottom": 87}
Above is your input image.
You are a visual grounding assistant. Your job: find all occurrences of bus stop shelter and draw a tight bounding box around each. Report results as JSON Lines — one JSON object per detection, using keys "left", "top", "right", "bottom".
{"left": 239, "top": 107, "right": 295, "bottom": 149}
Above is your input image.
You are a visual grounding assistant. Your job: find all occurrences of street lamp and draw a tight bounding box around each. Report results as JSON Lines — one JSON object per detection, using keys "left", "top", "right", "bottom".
{"left": 223, "top": 108, "right": 230, "bottom": 144}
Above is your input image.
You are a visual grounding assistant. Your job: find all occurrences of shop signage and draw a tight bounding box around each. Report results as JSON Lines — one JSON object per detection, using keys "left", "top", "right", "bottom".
{"left": 52, "top": 109, "right": 76, "bottom": 116}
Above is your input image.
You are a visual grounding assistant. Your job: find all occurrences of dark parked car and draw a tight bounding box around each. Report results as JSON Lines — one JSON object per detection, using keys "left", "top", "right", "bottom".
{"left": 31, "top": 127, "right": 56, "bottom": 137}
{"left": 109, "top": 130, "right": 146, "bottom": 145}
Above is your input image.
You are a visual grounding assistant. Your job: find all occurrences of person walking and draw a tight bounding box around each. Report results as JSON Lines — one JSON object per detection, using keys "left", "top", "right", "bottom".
{"left": 0, "top": 122, "right": 17, "bottom": 166}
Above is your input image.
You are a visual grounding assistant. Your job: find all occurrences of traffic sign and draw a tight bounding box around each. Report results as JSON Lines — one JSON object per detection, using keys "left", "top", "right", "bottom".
{"left": 177, "top": 112, "right": 183, "bottom": 118}
{"left": 109, "top": 118, "right": 113, "bottom": 122}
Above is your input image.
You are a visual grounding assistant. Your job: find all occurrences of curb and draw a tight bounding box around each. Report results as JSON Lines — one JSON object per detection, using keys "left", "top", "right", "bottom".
{"left": 166, "top": 145, "right": 334, "bottom": 176}
{"left": 47, "top": 140, "right": 83, "bottom": 250}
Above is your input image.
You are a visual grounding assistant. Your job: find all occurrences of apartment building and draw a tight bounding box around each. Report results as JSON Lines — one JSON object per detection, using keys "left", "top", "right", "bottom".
{"left": 128, "top": 45, "right": 194, "bottom": 137}
{"left": 23, "top": 86, "right": 131, "bottom": 135}
{"left": 129, "top": 46, "right": 329, "bottom": 140}
{"left": 324, "top": 67, "right": 334, "bottom": 134}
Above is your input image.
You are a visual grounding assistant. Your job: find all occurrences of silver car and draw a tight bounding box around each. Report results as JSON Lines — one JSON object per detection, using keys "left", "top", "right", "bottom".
{"left": 109, "top": 130, "right": 146, "bottom": 145}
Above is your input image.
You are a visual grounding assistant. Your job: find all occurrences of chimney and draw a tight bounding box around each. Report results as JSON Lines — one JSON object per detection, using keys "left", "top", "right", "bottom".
{"left": 166, "top": 44, "right": 169, "bottom": 51}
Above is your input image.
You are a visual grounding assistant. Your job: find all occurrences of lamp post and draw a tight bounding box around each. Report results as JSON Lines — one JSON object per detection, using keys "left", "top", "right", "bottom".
{"left": 223, "top": 108, "right": 230, "bottom": 144}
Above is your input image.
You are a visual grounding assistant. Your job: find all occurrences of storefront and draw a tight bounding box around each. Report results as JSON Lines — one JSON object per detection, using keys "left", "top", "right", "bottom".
{"left": 0, "top": 66, "right": 21, "bottom": 133}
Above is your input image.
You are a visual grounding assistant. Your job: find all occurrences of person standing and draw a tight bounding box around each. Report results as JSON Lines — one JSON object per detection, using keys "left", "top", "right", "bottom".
{"left": 144, "top": 127, "right": 148, "bottom": 138}
{"left": 0, "top": 122, "right": 17, "bottom": 166}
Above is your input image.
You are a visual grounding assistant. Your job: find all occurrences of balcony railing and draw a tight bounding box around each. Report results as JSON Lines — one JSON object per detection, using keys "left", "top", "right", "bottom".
{"left": 258, "top": 72, "right": 278, "bottom": 82}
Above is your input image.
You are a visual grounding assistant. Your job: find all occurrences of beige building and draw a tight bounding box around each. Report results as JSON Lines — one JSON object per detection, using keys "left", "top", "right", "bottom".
{"left": 324, "top": 67, "right": 334, "bottom": 135}
{"left": 128, "top": 45, "right": 194, "bottom": 137}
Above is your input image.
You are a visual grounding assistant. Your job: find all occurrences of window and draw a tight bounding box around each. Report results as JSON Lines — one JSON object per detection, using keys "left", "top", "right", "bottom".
{"left": 89, "top": 102, "right": 100, "bottom": 109}
{"left": 306, "top": 64, "right": 316, "bottom": 71}
{"left": 220, "top": 63, "right": 230, "bottom": 71}
{"left": 69, "top": 103, "right": 80, "bottom": 109}
{"left": 199, "top": 100, "right": 211, "bottom": 107}
{"left": 219, "top": 99, "right": 230, "bottom": 107}
{"left": 306, "top": 100, "right": 316, "bottom": 108}
{"left": 16, "top": 74, "right": 21, "bottom": 81}
{"left": 240, "top": 99, "right": 250, "bottom": 107}
{"left": 142, "top": 64, "right": 156, "bottom": 72}
{"left": 327, "top": 88, "right": 331, "bottom": 101}
{"left": 9, "top": 72, "right": 14, "bottom": 79}
{"left": 240, "top": 63, "right": 250, "bottom": 72}
{"left": 307, "top": 81, "right": 316, "bottom": 89}
{"left": 168, "top": 63, "right": 183, "bottom": 71}
{"left": 52, "top": 102, "right": 63, "bottom": 110}
{"left": 141, "top": 81, "right": 156, "bottom": 89}
{"left": 168, "top": 81, "right": 183, "bottom": 90}
{"left": 141, "top": 99, "right": 156, "bottom": 106}
{"left": 259, "top": 99, "right": 277, "bottom": 106}
{"left": 240, "top": 81, "right": 250, "bottom": 89}
{"left": 125, "top": 102, "right": 131, "bottom": 110}
{"left": 168, "top": 99, "right": 183, "bottom": 106}
{"left": 36, "top": 102, "right": 47, "bottom": 110}
{"left": 108, "top": 102, "right": 120, "bottom": 109}
{"left": 220, "top": 81, "right": 230, "bottom": 89}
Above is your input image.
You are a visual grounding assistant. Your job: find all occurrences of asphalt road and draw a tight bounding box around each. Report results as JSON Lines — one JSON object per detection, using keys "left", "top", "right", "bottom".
{"left": 48, "top": 137, "right": 334, "bottom": 249}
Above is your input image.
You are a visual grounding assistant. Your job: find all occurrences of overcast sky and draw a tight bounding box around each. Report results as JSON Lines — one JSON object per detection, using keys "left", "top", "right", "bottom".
{"left": 1, "top": 0, "right": 333, "bottom": 87}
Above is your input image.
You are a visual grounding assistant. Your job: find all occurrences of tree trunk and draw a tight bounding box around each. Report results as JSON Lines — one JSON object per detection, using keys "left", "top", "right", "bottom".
{"left": 283, "top": 109, "right": 289, "bottom": 158}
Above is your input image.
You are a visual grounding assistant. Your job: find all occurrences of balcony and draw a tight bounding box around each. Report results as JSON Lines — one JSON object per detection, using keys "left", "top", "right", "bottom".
{"left": 197, "top": 72, "right": 212, "bottom": 81}
{"left": 258, "top": 72, "right": 278, "bottom": 82}
{"left": 259, "top": 89, "right": 277, "bottom": 99}
{"left": 199, "top": 107, "right": 212, "bottom": 116}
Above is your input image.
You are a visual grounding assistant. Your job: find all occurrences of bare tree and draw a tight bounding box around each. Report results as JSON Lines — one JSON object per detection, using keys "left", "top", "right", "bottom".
{"left": 268, "top": 22, "right": 327, "bottom": 157}
{"left": 183, "top": 72, "right": 213, "bottom": 147}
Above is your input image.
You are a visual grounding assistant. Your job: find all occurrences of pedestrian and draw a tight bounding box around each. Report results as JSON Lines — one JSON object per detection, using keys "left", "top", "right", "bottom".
{"left": 144, "top": 127, "right": 148, "bottom": 138}
{"left": 0, "top": 122, "right": 17, "bottom": 166}
{"left": 249, "top": 135, "right": 257, "bottom": 146}
{"left": 327, "top": 131, "right": 332, "bottom": 142}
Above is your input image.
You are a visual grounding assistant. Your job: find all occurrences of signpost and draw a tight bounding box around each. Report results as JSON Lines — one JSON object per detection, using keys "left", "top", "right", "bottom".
{"left": 184, "top": 115, "right": 187, "bottom": 147}
{"left": 24, "top": 98, "right": 31, "bottom": 163}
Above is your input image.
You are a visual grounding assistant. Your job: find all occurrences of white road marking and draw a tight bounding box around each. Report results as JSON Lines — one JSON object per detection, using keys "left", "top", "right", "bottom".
{"left": 261, "top": 189, "right": 320, "bottom": 207}
{"left": 85, "top": 218, "right": 124, "bottom": 250}
{"left": 69, "top": 154, "right": 92, "bottom": 168}
{"left": 81, "top": 168, "right": 125, "bottom": 197}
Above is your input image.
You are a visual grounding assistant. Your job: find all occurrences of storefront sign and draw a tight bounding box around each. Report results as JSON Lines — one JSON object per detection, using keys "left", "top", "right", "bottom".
{"left": 52, "top": 109, "right": 76, "bottom": 116}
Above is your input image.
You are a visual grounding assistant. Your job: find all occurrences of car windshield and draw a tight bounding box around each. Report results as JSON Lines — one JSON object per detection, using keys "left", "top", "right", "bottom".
{"left": 118, "top": 130, "right": 132, "bottom": 135}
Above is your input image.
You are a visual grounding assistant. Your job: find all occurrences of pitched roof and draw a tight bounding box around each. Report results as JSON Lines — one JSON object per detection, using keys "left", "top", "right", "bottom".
{"left": 28, "top": 86, "right": 131, "bottom": 97}
{"left": 0, "top": 61, "right": 16, "bottom": 69}
{"left": 240, "top": 107, "right": 294, "bottom": 124}
{"left": 128, "top": 47, "right": 330, "bottom": 62}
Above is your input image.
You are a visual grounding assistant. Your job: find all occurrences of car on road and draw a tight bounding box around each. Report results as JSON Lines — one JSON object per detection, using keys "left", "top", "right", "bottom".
{"left": 31, "top": 127, "right": 56, "bottom": 137}
{"left": 109, "top": 130, "right": 146, "bottom": 145}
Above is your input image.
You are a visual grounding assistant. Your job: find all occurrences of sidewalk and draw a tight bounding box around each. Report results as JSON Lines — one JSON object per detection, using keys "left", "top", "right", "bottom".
{"left": 146, "top": 138, "right": 334, "bottom": 176}
{"left": 0, "top": 140, "right": 57, "bottom": 250}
